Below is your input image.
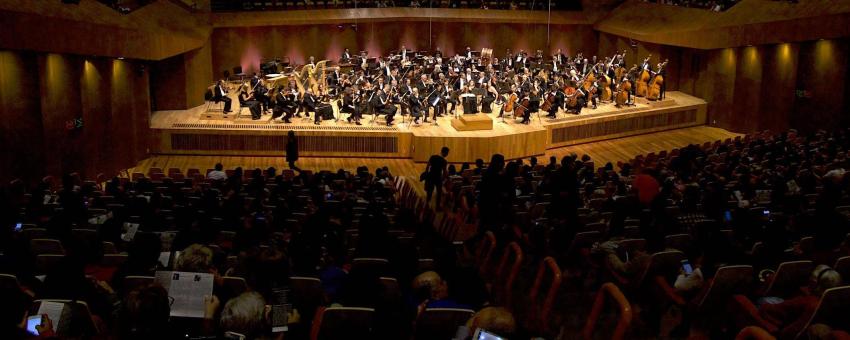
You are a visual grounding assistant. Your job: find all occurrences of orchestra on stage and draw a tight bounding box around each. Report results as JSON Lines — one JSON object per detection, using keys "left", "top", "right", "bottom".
{"left": 210, "top": 46, "right": 668, "bottom": 127}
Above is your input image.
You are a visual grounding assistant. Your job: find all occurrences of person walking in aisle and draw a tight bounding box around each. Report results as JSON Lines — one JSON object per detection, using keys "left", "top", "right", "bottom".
{"left": 286, "top": 130, "right": 301, "bottom": 172}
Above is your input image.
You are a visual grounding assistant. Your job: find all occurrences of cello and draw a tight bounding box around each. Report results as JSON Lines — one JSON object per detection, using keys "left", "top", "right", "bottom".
{"left": 514, "top": 95, "right": 530, "bottom": 123}
{"left": 647, "top": 59, "right": 668, "bottom": 101}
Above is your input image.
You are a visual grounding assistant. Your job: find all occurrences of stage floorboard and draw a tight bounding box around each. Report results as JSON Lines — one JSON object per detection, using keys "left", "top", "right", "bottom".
{"left": 150, "top": 91, "right": 706, "bottom": 163}
{"left": 132, "top": 126, "right": 740, "bottom": 197}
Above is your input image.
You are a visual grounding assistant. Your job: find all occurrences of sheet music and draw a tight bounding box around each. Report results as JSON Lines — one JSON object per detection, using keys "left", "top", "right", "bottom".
{"left": 158, "top": 252, "right": 172, "bottom": 268}
{"left": 36, "top": 301, "right": 65, "bottom": 332}
{"left": 155, "top": 271, "right": 214, "bottom": 318}
{"left": 121, "top": 222, "right": 139, "bottom": 242}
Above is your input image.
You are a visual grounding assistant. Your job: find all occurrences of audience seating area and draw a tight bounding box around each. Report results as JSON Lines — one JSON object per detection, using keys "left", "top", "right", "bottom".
{"left": 1, "top": 128, "right": 850, "bottom": 339}
{"left": 210, "top": 0, "right": 581, "bottom": 12}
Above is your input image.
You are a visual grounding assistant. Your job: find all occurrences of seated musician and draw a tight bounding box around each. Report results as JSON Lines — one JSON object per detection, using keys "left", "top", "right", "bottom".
{"left": 302, "top": 87, "right": 317, "bottom": 121}
{"left": 427, "top": 83, "right": 444, "bottom": 123}
{"left": 371, "top": 86, "right": 397, "bottom": 126}
{"left": 587, "top": 80, "right": 599, "bottom": 109}
{"left": 546, "top": 85, "right": 564, "bottom": 118}
{"left": 213, "top": 79, "right": 232, "bottom": 113}
{"left": 249, "top": 74, "right": 270, "bottom": 113}
{"left": 314, "top": 87, "right": 334, "bottom": 125}
{"left": 238, "top": 89, "right": 262, "bottom": 120}
{"left": 341, "top": 87, "right": 361, "bottom": 125}
{"left": 409, "top": 87, "right": 424, "bottom": 125}
{"left": 272, "top": 87, "right": 293, "bottom": 124}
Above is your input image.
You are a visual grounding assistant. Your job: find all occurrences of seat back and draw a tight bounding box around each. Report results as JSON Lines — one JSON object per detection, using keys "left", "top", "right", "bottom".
{"left": 101, "top": 254, "right": 129, "bottom": 267}
{"left": 664, "top": 234, "right": 693, "bottom": 251}
{"left": 475, "top": 231, "right": 497, "bottom": 277}
{"left": 529, "top": 256, "right": 562, "bottom": 332}
{"left": 794, "top": 286, "right": 850, "bottom": 340}
{"left": 31, "top": 238, "right": 65, "bottom": 255}
{"left": 640, "top": 250, "right": 686, "bottom": 285}
{"left": 223, "top": 276, "right": 249, "bottom": 296}
{"left": 30, "top": 299, "right": 97, "bottom": 337}
{"left": 351, "top": 258, "right": 390, "bottom": 276}
{"left": 36, "top": 254, "right": 65, "bottom": 275}
{"left": 414, "top": 308, "right": 475, "bottom": 340}
{"left": 494, "top": 242, "right": 523, "bottom": 305}
{"left": 697, "top": 265, "right": 754, "bottom": 311}
{"left": 763, "top": 260, "right": 813, "bottom": 298}
{"left": 582, "top": 282, "right": 633, "bottom": 340}
{"left": 311, "top": 307, "right": 375, "bottom": 340}
{"left": 123, "top": 276, "right": 155, "bottom": 294}
{"left": 834, "top": 256, "right": 850, "bottom": 283}
{"left": 291, "top": 276, "right": 325, "bottom": 326}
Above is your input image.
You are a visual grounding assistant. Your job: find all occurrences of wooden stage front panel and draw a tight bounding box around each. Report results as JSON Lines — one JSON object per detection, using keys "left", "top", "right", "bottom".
{"left": 149, "top": 91, "right": 706, "bottom": 163}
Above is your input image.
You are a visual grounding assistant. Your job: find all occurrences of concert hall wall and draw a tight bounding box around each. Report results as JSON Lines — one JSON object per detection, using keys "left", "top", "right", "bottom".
{"left": 598, "top": 32, "right": 850, "bottom": 134}
{"left": 209, "top": 22, "right": 597, "bottom": 78}
{"left": 0, "top": 50, "right": 151, "bottom": 183}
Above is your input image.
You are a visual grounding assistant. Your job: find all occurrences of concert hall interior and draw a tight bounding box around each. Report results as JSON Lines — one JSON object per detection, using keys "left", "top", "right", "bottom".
{"left": 2, "top": 1, "right": 850, "bottom": 339}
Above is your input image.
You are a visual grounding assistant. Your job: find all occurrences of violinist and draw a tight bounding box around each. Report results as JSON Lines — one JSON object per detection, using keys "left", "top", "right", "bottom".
{"left": 434, "top": 47, "right": 442, "bottom": 60}
{"left": 444, "top": 80, "right": 459, "bottom": 116}
{"left": 238, "top": 88, "right": 262, "bottom": 120}
{"left": 409, "top": 87, "right": 424, "bottom": 125}
{"left": 417, "top": 74, "right": 431, "bottom": 96}
{"left": 341, "top": 87, "right": 361, "bottom": 125}
{"left": 274, "top": 86, "right": 295, "bottom": 124}
{"left": 300, "top": 88, "right": 318, "bottom": 124}
{"left": 250, "top": 74, "right": 270, "bottom": 113}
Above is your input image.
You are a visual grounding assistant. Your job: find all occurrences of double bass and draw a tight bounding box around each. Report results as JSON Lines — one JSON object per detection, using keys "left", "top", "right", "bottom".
{"left": 647, "top": 59, "right": 669, "bottom": 101}
{"left": 615, "top": 66, "right": 637, "bottom": 107}
{"left": 599, "top": 74, "right": 612, "bottom": 102}
{"left": 635, "top": 55, "right": 651, "bottom": 97}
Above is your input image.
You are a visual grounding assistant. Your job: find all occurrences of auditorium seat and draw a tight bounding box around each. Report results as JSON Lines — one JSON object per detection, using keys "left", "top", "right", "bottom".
{"left": 310, "top": 306, "right": 375, "bottom": 340}
{"left": 414, "top": 308, "right": 475, "bottom": 340}
{"left": 582, "top": 282, "right": 633, "bottom": 340}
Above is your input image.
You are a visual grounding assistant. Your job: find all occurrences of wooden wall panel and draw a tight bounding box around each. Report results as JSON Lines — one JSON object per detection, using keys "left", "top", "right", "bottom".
{"left": 81, "top": 59, "right": 112, "bottom": 177}
{"left": 151, "top": 54, "right": 188, "bottom": 111}
{"left": 758, "top": 43, "right": 799, "bottom": 133}
{"left": 731, "top": 46, "right": 763, "bottom": 132}
{"left": 0, "top": 51, "right": 43, "bottom": 183}
{"left": 185, "top": 39, "right": 214, "bottom": 109}
{"left": 39, "top": 53, "right": 85, "bottom": 177}
{"left": 791, "top": 39, "right": 849, "bottom": 133}
{"left": 210, "top": 23, "right": 596, "bottom": 76}
{"left": 0, "top": 50, "right": 150, "bottom": 183}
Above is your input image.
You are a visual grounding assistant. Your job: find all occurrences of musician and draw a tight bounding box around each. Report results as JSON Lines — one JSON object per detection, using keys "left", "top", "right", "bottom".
{"left": 434, "top": 47, "right": 442, "bottom": 59}
{"left": 302, "top": 87, "right": 317, "bottom": 122}
{"left": 498, "top": 84, "right": 517, "bottom": 118}
{"left": 273, "top": 86, "right": 294, "bottom": 124}
{"left": 314, "top": 89, "right": 334, "bottom": 125}
{"left": 653, "top": 62, "right": 666, "bottom": 100}
{"left": 641, "top": 55, "right": 652, "bottom": 72}
{"left": 546, "top": 85, "right": 564, "bottom": 118}
{"left": 213, "top": 80, "right": 232, "bottom": 113}
{"left": 481, "top": 84, "right": 497, "bottom": 113}
{"left": 341, "top": 48, "right": 352, "bottom": 63}
{"left": 308, "top": 56, "right": 317, "bottom": 69}
{"left": 250, "top": 74, "right": 270, "bottom": 113}
{"left": 573, "top": 86, "right": 588, "bottom": 115}
{"left": 417, "top": 74, "right": 431, "bottom": 95}
{"left": 409, "top": 87, "right": 424, "bottom": 125}
{"left": 586, "top": 81, "right": 599, "bottom": 110}
{"left": 465, "top": 46, "right": 473, "bottom": 64}
{"left": 238, "top": 89, "right": 262, "bottom": 120}
{"left": 372, "top": 86, "right": 397, "bottom": 126}
{"left": 427, "top": 83, "right": 444, "bottom": 123}
{"left": 444, "top": 81, "right": 458, "bottom": 117}
{"left": 400, "top": 44, "right": 408, "bottom": 61}
{"left": 341, "top": 87, "right": 361, "bottom": 125}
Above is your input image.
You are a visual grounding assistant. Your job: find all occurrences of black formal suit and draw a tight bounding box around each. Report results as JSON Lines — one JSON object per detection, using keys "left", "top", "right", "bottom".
{"left": 214, "top": 84, "right": 232, "bottom": 112}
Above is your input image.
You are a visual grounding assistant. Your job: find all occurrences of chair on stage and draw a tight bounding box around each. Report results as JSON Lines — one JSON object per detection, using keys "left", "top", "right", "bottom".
{"left": 204, "top": 85, "right": 226, "bottom": 113}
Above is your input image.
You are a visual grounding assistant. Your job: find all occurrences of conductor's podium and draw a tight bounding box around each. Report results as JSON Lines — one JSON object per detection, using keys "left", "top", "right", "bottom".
{"left": 451, "top": 114, "right": 493, "bottom": 131}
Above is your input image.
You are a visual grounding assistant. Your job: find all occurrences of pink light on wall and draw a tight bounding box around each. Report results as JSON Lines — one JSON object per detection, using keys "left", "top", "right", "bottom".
{"left": 240, "top": 43, "right": 262, "bottom": 74}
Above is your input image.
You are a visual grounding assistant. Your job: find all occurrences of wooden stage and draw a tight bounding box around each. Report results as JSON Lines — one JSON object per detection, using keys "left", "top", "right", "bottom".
{"left": 150, "top": 91, "right": 706, "bottom": 163}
